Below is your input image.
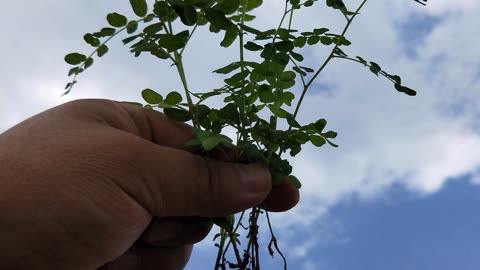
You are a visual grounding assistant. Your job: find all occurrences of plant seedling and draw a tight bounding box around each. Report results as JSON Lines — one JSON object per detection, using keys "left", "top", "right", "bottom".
{"left": 64, "top": 0, "right": 419, "bottom": 269}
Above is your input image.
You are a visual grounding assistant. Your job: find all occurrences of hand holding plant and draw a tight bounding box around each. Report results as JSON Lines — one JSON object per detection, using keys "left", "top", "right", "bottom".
{"left": 64, "top": 0, "right": 418, "bottom": 269}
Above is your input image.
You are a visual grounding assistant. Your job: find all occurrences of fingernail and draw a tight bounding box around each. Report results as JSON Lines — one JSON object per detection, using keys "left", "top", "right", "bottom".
{"left": 241, "top": 164, "right": 271, "bottom": 193}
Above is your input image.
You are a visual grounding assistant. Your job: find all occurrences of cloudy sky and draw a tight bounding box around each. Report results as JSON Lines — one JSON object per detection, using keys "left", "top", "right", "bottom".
{"left": 1, "top": 0, "right": 480, "bottom": 269}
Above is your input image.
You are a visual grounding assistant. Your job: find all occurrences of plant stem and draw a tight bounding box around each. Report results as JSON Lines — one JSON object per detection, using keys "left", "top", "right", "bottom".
{"left": 237, "top": 0, "right": 249, "bottom": 143}
{"left": 173, "top": 51, "right": 198, "bottom": 127}
{"left": 292, "top": 0, "right": 369, "bottom": 121}
{"left": 265, "top": 210, "right": 287, "bottom": 270}
{"left": 64, "top": 17, "right": 145, "bottom": 95}
{"left": 214, "top": 228, "right": 226, "bottom": 270}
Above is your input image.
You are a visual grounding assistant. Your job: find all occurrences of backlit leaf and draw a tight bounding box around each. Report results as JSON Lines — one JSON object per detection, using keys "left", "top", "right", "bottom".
{"left": 130, "top": 0, "right": 148, "bottom": 17}
{"left": 142, "top": 88, "right": 163, "bottom": 104}
{"left": 164, "top": 108, "right": 192, "bottom": 122}
{"left": 97, "top": 45, "right": 109, "bottom": 57}
{"left": 107, "top": 13, "right": 128, "bottom": 27}
{"left": 174, "top": 5, "right": 198, "bottom": 26}
{"left": 65, "top": 53, "right": 86, "bottom": 65}
{"left": 394, "top": 83, "right": 417, "bottom": 96}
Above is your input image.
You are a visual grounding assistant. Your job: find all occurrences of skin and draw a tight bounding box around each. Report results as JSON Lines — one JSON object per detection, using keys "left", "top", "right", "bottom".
{"left": 0, "top": 99, "right": 299, "bottom": 270}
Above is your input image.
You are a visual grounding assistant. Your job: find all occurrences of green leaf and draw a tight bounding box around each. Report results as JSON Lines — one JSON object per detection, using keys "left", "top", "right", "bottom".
{"left": 123, "top": 35, "right": 140, "bottom": 44}
{"left": 201, "top": 135, "right": 223, "bottom": 151}
{"left": 356, "top": 56, "right": 368, "bottom": 66}
{"left": 130, "top": 0, "right": 148, "bottom": 17}
{"left": 394, "top": 83, "right": 417, "bottom": 96}
{"left": 127, "top": 21, "right": 139, "bottom": 34}
{"left": 333, "top": 47, "right": 348, "bottom": 57}
{"left": 320, "top": 36, "right": 333, "bottom": 45}
{"left": 235, "top": 14, "right": 257, "bottom": 23}
{"left": 293, "top": 36, "right": 307, "bottom": 47}
{"left": 286, "top": 113, "right": 301, "bottom": 128}
{"left": 220, "top": 26, "right": 238, "bottom": 48}
{"left": 93, "top": 27, "right": 116, "bottom": 38}
{"left": 300, "top": 66, "right": 314, "bottom": 73}
{"left": 150, "top": 47, "right": 171, "bottom": 59}
{"left": 304, "top": 0, "right": 314, "bottom": 7}
{"left": 205, "top": 8, "right": 235, "bottom": 30}
{"left": 290, "top": 144, "right": 301, "bottom": 156}
{"left": 143, "top": 22, "right": 165, "bottom": 34}
{"left": 83, "top": 33, "right": 100, "bottom": 47}
{"left": 326, "top": 139, "right": 339, "bottom": 148}
{"left": 144, "top": 14, "right": 156, "bottom": 22}
{"left": 107, "top": 13, "right": 128, "bottom": 27}
{"left": 369, "top": 62, "right": 381, "bottom": 76}
{"left": 259, "top": 91, "right": 277, "bottom": 103}
{"left": 142, "top": 89, "right": 163, "bottom": 104}
{"left": 224, "top": 70, "right": 249, "bottom": 87}
{"left": 97, "top": 45, "right": 109, "bottom": 57}
{"left": 213, "top": 62, "right": 241, "bottom": 74}
{"left": 84, "top": 58, "right": 94, "bottom": 69}
{"left": 307, "top": 35, "right": 320, "bottom": 45}
{"left": 268, "top": 105, "right": 288, "bottom": 118}
{"left": 215, "top": 0, "right": 240, "bottom": 14}
{"left": 322, "top": 130, "right": 337, "bottom": 138}
{"left": 293, "top": 130, "right": 310, "bottom": 144}
{"left": 174, "top": 5, "right": 198, "bottom": 26}
{"left": 244, "top": 41, "right": 263, "bottom": 51}
{"left": 314, "top": 119, "right": 327, "bottom": 132}
{"left": 163, "top": 108, "right": 192, "bottom": 122}
{"left": 64, "top": 53, "right": 86, "bottom": 65}
{"left": 272, "top": 52, "right": 290, "bottom": 67}
{"left": 280, "top": 91, "right": 295, "bottom": 106}
{"left": 158, "top": 30, "right": 189, "bottom": 52}
{"left": 239, "top": 24, "right": 261, "bottom": 35}
{"left": 292, "top": 66, "right": 307, "bottom": 76}
{"left": 313, "top": 28, "right": 329, "bottom": 35}
{"left": 274, "top": 40, "right": 294, "bottom": 52}
{"left": 218, "top": 103, "right": 239, "bottom": 120}
{"left": 290, "top": 51, "right": 304, "bottom": 61}
{"left": 385, "top": 73, "right": 401, "bottom": 84}
{"left": 288, "top": 175, "right": 302, "bottom": 189}
{"left": 310, "top": 135, "right": 326, "bottom": 147}
{"left": 241, "top": 0, "right": 263, "bottom": 11}
{"left": 67, "top": 67, "right": 83, "bottom": 76}
{"left": 165, "top": 91, "right": 183, "bottom": 105}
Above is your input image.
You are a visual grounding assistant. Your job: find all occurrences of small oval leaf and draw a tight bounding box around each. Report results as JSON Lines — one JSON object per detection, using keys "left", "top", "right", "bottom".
{"left": 130, "top": 0, "right": 148, "bottom": 17}
{"left": 65, "top": 53, "right": 86, "bottom": 65}
{"left": 107, "top": 13, "right": 128, "bottom": 27}
{"left": 142, "top": 89, "right": 163, "bottom": 104}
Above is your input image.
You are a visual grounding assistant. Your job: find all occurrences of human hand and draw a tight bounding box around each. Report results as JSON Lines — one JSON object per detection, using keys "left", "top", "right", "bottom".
{"left": 0, "top": 99, "right": 299, "bottom": 269}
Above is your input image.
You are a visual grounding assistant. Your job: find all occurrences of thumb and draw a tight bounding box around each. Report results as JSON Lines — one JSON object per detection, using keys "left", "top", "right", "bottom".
{"left": 119, "top": 141, "right": 272, "bottom": 217}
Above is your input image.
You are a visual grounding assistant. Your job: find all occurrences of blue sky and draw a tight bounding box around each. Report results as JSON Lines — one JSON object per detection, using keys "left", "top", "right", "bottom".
{"left": 188, "top": 177, "right": 480, "bottom": 270}
{"left": 1, "top": 0, "right": 480, "bottom": 269}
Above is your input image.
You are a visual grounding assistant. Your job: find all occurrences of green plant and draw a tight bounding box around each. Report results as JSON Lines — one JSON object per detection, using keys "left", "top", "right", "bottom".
{"left": 64, "top": 0, "right": 418, "bottom": 269}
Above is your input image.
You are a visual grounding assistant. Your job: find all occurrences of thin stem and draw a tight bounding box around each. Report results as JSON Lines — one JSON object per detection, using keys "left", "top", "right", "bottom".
{"left": 237, "top": 0, "right": 249, "bottom": 144}
{"left": 334, "top": 55, "right": 401, "bottom": 84}
{"left": 179, "top": 23, "right": 199, "bottom": 56}
{"left": 226, "top": 229, "right": 245, "bottom": 270}
{"left": 64, "top": 17, "right": 146, "bottom": 95}
{"left": 292, "top": 0, "right": 369, "bottom": 121}
{"left": 173, "top": 51, "right": 198, "bottom": 127}
{"left": 214, "top": 229, "right": 227, "bottom": 270}
{"left": 265, "top": 210, "right": 287, "bottom": 270}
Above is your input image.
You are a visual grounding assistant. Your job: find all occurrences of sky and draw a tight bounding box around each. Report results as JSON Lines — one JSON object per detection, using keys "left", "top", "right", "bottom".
{"left": 1, "top": 0, "right": 479, "bottom": 269}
